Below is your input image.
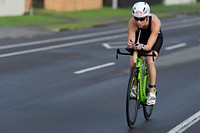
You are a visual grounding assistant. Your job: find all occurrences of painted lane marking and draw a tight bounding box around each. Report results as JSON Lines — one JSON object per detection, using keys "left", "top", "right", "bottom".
{"left": 165, "top": 43, "right": 187, "bottom": 51}
{"left": 0, "top": 19, "right": 199, "bottom": 51}
{"left": 162, "top": 17, "right": 200, "bottom": 27}
{"left": 74, "top": 62, "right": 115, "bottom": 74}
{"left": 0, "top": 28, "right": 126, "bottom": 50}
{"left": 162, "top": 20, "right": 200, "bottom": 31}
{"left": 0, "top": 16, "right": 199, "bottom": 49}
{"left": 0, "top": 34, "right": 126, "bottom": 58}
{"left": 0, "top": 18, "right": 199, "bottom": 58}
{"left": 102, "top": 42, "right": 126, "bottom": 49}
{"left": 167, "top": 110, "right": 200, "bottom": 133}
{"left": 102, "top": 43, "right": 112, "bottom": 49}
{"left": 103, "top": 42, "right": 187, "bottom": 51}
{"left": 1, "top": 18, "right": 200, "bottom": 50}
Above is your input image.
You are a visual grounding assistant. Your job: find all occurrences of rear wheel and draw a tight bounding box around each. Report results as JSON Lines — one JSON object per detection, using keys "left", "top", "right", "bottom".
{"left": 126, "top": 69, "right": 139, "bottom": 128}
{"left": 143, "top": 104, "right": 153, "bottom": 120}
{"left": 143, "top": 76, "right": 153, "bottom": 120}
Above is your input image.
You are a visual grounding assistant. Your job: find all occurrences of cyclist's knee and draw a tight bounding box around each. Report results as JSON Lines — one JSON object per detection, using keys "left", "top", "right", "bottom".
{"left": 130, "top": 56, "right": 135, "bottom": 67}
{"left": 147, "top": 51, "right": 158, "bottom": 66}
{"left": 130, "top": 63, "right": 135, "bottom": 72}
{"left": 130, "top": 62, "right": 135, "bottom": 68}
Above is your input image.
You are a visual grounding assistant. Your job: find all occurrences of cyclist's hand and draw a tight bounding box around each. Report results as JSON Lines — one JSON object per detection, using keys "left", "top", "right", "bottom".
{"left": 127, "top": 39, "right": 134, "bottom": 49}
{"left": 135, "top": 43, "right": 144, "bottom": 50}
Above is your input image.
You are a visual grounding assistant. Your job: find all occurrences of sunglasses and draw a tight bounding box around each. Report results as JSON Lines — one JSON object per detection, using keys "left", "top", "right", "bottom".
{"left": 134, "top": 17, "right": 146, "bottom": 21}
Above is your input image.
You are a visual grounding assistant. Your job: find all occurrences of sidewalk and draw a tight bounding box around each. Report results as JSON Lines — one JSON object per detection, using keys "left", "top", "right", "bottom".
{"left": 0, "top": 25, "right": 53, "bottom": 39}
{"left": 0, "top": 14, "right": 198, "bottom": 39}
{"left": 0, "top": 16, "right": 128, "bottom": 39}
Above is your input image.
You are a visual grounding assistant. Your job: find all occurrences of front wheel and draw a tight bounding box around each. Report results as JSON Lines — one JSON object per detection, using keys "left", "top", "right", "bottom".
{"left": 126, "top": 68, "right": 139, "bottom": 128}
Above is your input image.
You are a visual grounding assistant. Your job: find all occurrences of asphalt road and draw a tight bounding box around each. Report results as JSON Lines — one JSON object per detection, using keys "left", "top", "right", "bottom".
{"left": 0, "top": 15, "right": 200, "bottom": 133}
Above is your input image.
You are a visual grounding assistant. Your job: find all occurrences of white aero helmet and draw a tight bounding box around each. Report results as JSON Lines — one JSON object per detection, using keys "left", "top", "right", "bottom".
{"left": 132, "top": 2, "right": 150, "bottom": 18}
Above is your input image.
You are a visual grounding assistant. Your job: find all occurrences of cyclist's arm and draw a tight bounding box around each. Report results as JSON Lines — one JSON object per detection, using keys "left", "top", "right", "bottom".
{"left": 143, "top": 15, "right": 161, "bottom": 51}
{"left": 127, "top": 17, "right": 137, "bottom": 48}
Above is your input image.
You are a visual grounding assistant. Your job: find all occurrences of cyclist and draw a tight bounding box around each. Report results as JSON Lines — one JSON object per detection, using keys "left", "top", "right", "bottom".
{"left": 127, "top": 2, "right": 163, "bottom": 105}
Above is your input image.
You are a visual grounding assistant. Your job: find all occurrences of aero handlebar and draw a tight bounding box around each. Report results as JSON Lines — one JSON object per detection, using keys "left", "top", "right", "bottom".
{"left": 116, "top": 48, "right": 156, "bottom": 61}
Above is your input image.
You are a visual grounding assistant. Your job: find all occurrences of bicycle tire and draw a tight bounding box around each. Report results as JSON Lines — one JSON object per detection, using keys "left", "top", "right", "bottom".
{"left": 143, "top": 76, "right": 153, "bottom": 120}
{"left": 126, "top": 68, "right": 140, "bottom": 128}
{"left": 143, "top": 104, "right": 153, "bottom": 120}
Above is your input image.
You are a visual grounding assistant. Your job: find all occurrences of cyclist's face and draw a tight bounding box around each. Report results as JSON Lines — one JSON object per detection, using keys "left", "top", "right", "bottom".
{"left": 134, "top": 17, "right": 148, "bottom": 28}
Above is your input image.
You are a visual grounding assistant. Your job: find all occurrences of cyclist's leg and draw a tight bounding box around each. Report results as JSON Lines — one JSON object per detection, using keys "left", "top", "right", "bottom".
{"left": 130, "top": 55, "right": 137, "bottom": 85}
{"left": 146, "top": 51, "right": 158, "bottom": 105}
{"left": 130, "top": 55, "right": 135, "bottom": 72}
{"left": 130, "top": 55, "right": 137, "bottom": 97}
{"left": 147, "top": 35, "right": 163, "bottom": 93}
{"left": 147, "top": 51, "right": 158, "bottom": 93}
{"left": 146, "top": 34, "right": 163, "bottom": 105}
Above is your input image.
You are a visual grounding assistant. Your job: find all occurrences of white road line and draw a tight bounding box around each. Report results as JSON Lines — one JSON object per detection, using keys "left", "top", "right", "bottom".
{"left": 1, "top": 18, "right": 200, "bottom": 50}
{"left": 0, "top": 18, "right": 199, "bottom": 58}
{"left": 162, "top": 20, "right": 200, "bottom": 30}
{"left": 0, "top": 34, "right": 126, "bottom": 58}
{"left": 162, "top": 18, "right": 200, "bottom": 27}
{"left": 167, "top": 110, "right": 200, "bottom": 133}
{"left": 165, "top": 43, "right": 187, "bottom": 51}
{"left": 102, "top": 42, "right": 126, "bottom": 49}
{"left": 103, "top": 42, "right": 187, "bottom": 51}
{"left": 74, "top": 62, "right": 115, "bottom": 74}
{"left": 0, "top": 19, "right": 199, "bottom": 51}
{"left": 0, "top": 28, "right": 126, "bottom": 50}
{"left": 102, "top": 43, "right": 111, "bottom": 49}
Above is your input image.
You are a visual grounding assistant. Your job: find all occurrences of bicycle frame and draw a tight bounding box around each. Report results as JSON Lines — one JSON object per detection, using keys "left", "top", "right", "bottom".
{"left": 116, "top": 48, "right": 156, "bottom": 127}
{"left": 116, "top": 48, "right": 155, "bottom": 104}
{"left": 135, "top": 56, "right": 148, "bottom": 104}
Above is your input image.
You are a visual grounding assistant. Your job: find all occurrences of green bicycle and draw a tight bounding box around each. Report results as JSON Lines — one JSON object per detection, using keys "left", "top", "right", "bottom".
{"left": 116, "top": 48, "right": 156, "bottom": 128}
